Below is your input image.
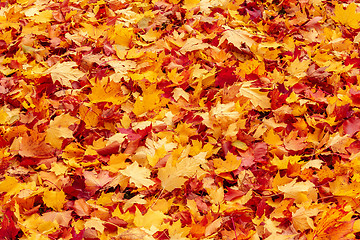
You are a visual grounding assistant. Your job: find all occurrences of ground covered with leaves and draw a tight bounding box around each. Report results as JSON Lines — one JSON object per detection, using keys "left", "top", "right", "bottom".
{"left": 2, "top": 0, "right": 360, "bottom": 239}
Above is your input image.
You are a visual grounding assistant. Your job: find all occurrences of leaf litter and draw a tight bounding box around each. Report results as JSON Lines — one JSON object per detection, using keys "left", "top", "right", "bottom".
{"left": 1, "top": 0, "right": 360, "bottom": 239}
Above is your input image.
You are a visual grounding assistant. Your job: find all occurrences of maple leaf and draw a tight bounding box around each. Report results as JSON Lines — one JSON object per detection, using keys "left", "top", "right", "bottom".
{"left": 5, "top": 0, "right": 360, "bottom": 238}
{"left": 45, "top": 114, "right": 79, "bottom": 149}
{"left": 73, "top": 199, "right": 91, "bottom": 217}
{"left": 44, "top": 61, "right": 85, "bottom": 87}
{"left": 134, "top": 208, "right": 167, "bottom": 230}
{"left": 237, "top": 82, "right": 271, "bottom": 109}
{"left": 157, "top": 163, "right": 188, "bottom": 192}
{"left": 42, "top": 189, "right": 66, "bottom": 211}
{"left": 215, "top": 67, "right": 238, "bottom": 88}
{"left": 10, "top": 131, "right": 54, "bottom": 158}
{"left": 0, "top": 209, "right": 19, "bottom": 240}
{"left": 115, "top": 228, "right": 152, "bottom": 240}
{"left": 84, "top": 217, "right": 105, "bottom": 233}
{"left": 287, "top": 58, "right": 311, "bottom": 78}
{"left": 103, "top": 153, "right": 129, "bottom": 173}
{"left": 292, "top": 207, "right": 318, "bottom": 232}
{"left": 312, "top": 207, "right": 354, "bottom": 240}
{"left": 120, "top": 161, "right": 155, "bottom": 188}
{"left": 110, "top": 24, "right": 133, "bottom": 48}
{"left": 41, "top": 211, "right": 72, "bottom": 227}
{"left": 0, "top": 105, "right": 20, "bottom": 125}
{"left": 132, "top": 85, "right": 164, "bottom": 116}
{"left": 343, "top": 116, "right": 360, "bottom": 136}
{"left": 179, "top": 37, "right": 210, "bottom": 53}
{"left": 158, "top": 152, "right": 207, "bottom": 192}
{"left": 219, "top": 29, "right": 256, "bottom": 50}
{"left": 284, "top": 131, "right": 308, "bottom": 151}
{"left": 214, "top": 152, "right": 241, "bottom": 174}
{"left": 277, "top": 179, "right": 317, "bottom": 204}
{"left": 83, "top": 170, "right": 114, "bottom": 193}
{"left": 50, "top": 162, "right": 68, "bottom": 176}
{"left": 332, "top": 3, "right": 360, "bottom": 29}
{"left": 88, "top": 78, "right": 129, "bottom": 105}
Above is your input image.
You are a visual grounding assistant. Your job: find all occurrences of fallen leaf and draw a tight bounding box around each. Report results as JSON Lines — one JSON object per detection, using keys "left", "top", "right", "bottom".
{"left": 238, "top": 82, "right": 271, "bottom": 109}
{"left": 120, "top": 162, "right": 155, "bottom": 188}
{"left": 332, "top": 2, "right": 360, "bottom": 29}
{"left": 44, "top": 61, "right": 85, "bottom": 87}
{"left": 43, "top": 189, "right": 67, "bottom": 211}
{"left": 41, "top": 211, "right": 72, "bottom": 227}
{"left": 219, "top": 29, "right": 256, "bottom": 50}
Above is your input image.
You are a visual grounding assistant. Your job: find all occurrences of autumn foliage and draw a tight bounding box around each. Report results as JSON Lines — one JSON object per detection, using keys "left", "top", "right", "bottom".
{"left": 1, "top": 0, "right": 360, "bottom": 239}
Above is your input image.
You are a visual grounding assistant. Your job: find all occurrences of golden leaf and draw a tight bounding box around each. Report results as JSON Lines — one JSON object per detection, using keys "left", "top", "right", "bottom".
{"left": 287, "top": 58, "right": 310, "bottom": 78}
{"left": 44, "top": 61, "right": 85, "bottom": 87}
{"left": 43, "top": 190, "right": 66, "bottom": 211}
{"left": 219, "top": 29, "right": 256, "bottom": 50}
{"left": 237, "top": 82, "right": 271, "bottom": 109}
{"left": 214, "top": 152, "right": 241, "bottom": 174}
{"left": 332, "top": 3, "right": 360, "bottom": 29}
{"left": 120, "top": 162, "right": 155, "bottom": 188}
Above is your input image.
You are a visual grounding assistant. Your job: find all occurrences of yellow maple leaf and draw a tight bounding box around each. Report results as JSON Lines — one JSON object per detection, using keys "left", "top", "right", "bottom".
{"left": 278, "top": 179, "right": 316, "bottom": 204}
{"left": 43, "top": 189, "right": 66, "bottom": 211}
{"left": 84, "top": 217, "right": 104, "bottom": 232}
{"left": 110, "top": 24, "right": 133, "bottom": 48}
{"left": 88, "top": 79, "right": 128, "bottom": 105}
{"left": 179, "top": 37, "right": 210, "bottom": 53}
{"left": 0, "top": 106, "right": 20, "bottom": 125}
{"left": 292, "top": 207, "right": 318, "bottom": 232}
{"left": 183, "top": 0, "right": 200, "bottom": 9}
{"left": 130, "top": 70, "right": 158, "bottom": 83}
{"left": 120, "top": 162, "right": 155, "bottom": 188}
{"left": 30, "top": 10, "right": 53, "bottom": 23}
{"left": 174, "top": 122, "right": 197, "bottom": 145}
{"left": 134, "top": 208, "right": 166, "bottom": 229}
{"left": 81, "top": 23, "right": 110, "bottom": 39}
{"left": 22, "top": 213, "right": 59, "bottom": 236}
{"left": 237, "top": 59, "right": 261, "bottom": 78}
{"left": 219, "top": 29, "right": 256, "bottom": 50}
{"left": 95, "top": 192, "right": 113, "bottom": 206}
{"left": 158, "top": 152, "right": 207, "bottom": 192}
{"left": 46, "top": 114, "right": 80, "bottom": 149}
{"left": 271, "top": 155, "right": 289, "bottom": 170}
{"left": 139, "top": 28, "right": 162, "bottom": 42}
{"left": 0, "top": 175, "right": 20, "bottom": 196}
{"left": 44, "top": 61, "right": 85, "bottom": 87}
{"left": 214, "top": 152, "right": 241, "bottom": 174}
{"left": 237, "top": 82, "right": 271, "bottom": 109}
{"left": 50, "top": 162, "right": 68, "bottom": 176}
{"left": 271, "top": 155, "right": 302, "bottom": 170}
{"left": 332, "top": 2, "right": 360, "bottom": 29}
{"left": 103, "top": 153, "right": 129, "bottom": 173}
{"left": 158, "top": 163, "right": 187, "bottom": 192}
{"left": 151, "top": 198, "right": 174, "bottom": 213}
{"left": 78, "top": 105, "right": 99, "bottom": 128}
{"left": 190, "top": 140, "right": 215, "bottom": 158}
{"left": 287, "top": 58, "right": 310, "bottom": 78}
{"left": 329, "top": 176, "right": 360, "bottom": 197}
{"left": 264, "top": 129, "right": 282, "bottom": 146}
{"left": 133, "top": 85, "right": 164, "bottom": 116}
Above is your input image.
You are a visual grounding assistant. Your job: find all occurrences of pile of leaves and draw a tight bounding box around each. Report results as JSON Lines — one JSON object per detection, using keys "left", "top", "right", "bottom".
{"left": 2, "top": 0, "right": 360, "bottom": 239}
